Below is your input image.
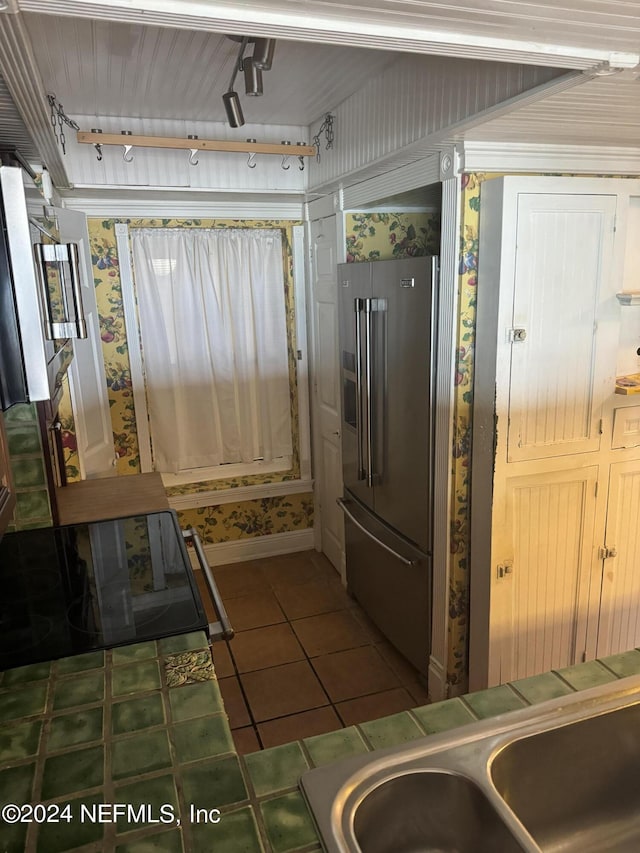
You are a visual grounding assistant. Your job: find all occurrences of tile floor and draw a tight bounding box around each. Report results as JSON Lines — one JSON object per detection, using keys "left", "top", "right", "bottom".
{"left": 194, "top": 550, "right": 430, "bottom": 753}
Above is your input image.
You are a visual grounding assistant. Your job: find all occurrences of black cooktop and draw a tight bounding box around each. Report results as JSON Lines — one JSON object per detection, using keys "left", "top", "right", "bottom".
{"left": 0, "top": 511, "right": 208, "bottom": 671}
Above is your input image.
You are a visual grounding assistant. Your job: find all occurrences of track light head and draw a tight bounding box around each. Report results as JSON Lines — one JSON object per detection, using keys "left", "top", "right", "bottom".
{"left": 244, "top": 58, "right": 263, "bottom": 96}
{"left": 222, "top": 90, "right": 245, "bottom": 127}
{"left": 252, "top": 38, "right": 276, "bottom": 71}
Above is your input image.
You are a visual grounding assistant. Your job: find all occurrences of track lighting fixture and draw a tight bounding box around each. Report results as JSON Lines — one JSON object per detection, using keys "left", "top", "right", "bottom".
{"left": 223, "top": 36, "right": 248, "bottom": 128}
{"left": 243, "top": 58, "right": 263, "bottom": 97}
{"left": 223, "top": 35, "right": 277, "bottom": 126}
{"left": 252, "top": 38, "right": 276, "bottom": 71}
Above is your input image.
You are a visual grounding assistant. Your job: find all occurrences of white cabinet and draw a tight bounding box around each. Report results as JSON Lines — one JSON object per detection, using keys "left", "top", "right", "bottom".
{"left": 470, "top": 175, "right": 640, "bottom": 690}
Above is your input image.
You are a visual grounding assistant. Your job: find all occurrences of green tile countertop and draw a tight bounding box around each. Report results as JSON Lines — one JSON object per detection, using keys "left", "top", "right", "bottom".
{"left": 2, "top": 637, "right": 640, "bottom": 853}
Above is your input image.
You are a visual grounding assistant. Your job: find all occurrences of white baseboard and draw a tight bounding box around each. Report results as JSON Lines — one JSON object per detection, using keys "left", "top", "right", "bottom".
{"left": 189, "top": 528, "right": 316, "bottom": 568}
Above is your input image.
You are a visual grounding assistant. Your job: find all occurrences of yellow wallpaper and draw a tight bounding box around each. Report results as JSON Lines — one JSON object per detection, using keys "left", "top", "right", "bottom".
{"left": 345, "top": 211, "right": 441, "bottom": 262}
{"left": 87, "top": 216, "right": 313, "bottom": 544}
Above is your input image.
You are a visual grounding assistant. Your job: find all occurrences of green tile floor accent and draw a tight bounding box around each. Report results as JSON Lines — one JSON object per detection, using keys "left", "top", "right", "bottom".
{"left": 112, "top": 661, "right": 161, "bottom": 696}
{"left": 112, "top": 693, "right": 166, "bottom": 734}
{"left": 181, "top": 756, "right": 248, "bottom": 810}
{"left": 57, "top": 650, "right": 105, "bottom": 675}
{"left": 599, "top": 649, "right": 640, "bottom": 678}
{"left": 359, "top": 711, "right": 424, "bottom": 750}
{"left": 1, "top": 661, "right": 51, "bottom": 685}
{"left": 0, "top": 719, "right": 42, "bottom": 761}
{"left": 510, "top": 671, "right": 576, "bottom": 705}
{"left": 112, "top": 729, "right": 172, "bottom": 780}
{"left": 53, "top": 671, "right": 105, "bottom": 710}
{"left": 168, "top": 680, "right": 224, "bottom": 722}
{"left": 35, "top": 793, "right": 104, "bottom": 853}
{"left": 554, "top": 660, "right": 618, "bottom": 691}
{"left": 114, "top": 774, "right": 179, "bottom": 835}
{"left": 411, "top": 697, "right": 477, "bottom": 734}
{"left": 48, "top": 707, "right": 104, "bottom": 750}
{"left": 245, "top": 742, "right": 309, "bottom": 797}
{"left": 112, "top": 641, "right": 159, "bottom": 664}
{"left": 304, "top": 726, "right": 368, "bottom": 768}
{"left": 158, "top": 632, "right": 209, "bottom": 655}
{"left": 462, "top": 684, "right": 527, "bottom": 719}
{"left": 261, "top": 792, "right": 317, "bottom": 853}
{"left": 190, "top": 806, "right": 263, "bottom": 853}
{"left": 41, "top": 745, "right": 104, "bottom": 799}
{"left": 0, "top": 684, "right": 47, "bottom": 722}
{"left": 116, "top": 829, "right": 184, "bottom": 853}
{"left": 172, "top": 714, "right": 234, "bottom": 764}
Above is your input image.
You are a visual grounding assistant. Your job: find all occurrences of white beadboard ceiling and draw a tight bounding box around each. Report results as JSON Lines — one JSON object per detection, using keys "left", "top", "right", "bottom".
{"left": 22, "top": 14, "right": 400, "bottom": 126}
{"left": 1, "top": 1, "right": 640, "bottom": 184}
{"left": 0, "top": 72, "right": 39, "bottom": 160}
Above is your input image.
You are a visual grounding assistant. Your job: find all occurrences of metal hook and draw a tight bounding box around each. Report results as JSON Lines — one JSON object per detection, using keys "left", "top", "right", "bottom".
{"left": 281, "top": 140, "right": 291, "bottom": 171}
{"left": 91, "top": 128, "right": 103, "bottom": 162}
{"left": 121, "top": 130, "right": 134, "bottom": 163}
{"left": 246, "top": 138, "right": 257, "bottom": 169}
{"left": 297, "top": 141, "right": 306, "bottom": 171}
{"left": 187, "top": 135, "right": 199, "bottom": 166}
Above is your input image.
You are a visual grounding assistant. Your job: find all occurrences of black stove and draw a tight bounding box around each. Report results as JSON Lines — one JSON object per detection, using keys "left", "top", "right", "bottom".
{"left": 0, "top": 510, "right": 208, "bottom": 671}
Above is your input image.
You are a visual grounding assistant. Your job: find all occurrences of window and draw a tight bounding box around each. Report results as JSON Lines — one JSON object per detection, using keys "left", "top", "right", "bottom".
{"left": 130, "top": 227, "right": 293, "bottom": 477}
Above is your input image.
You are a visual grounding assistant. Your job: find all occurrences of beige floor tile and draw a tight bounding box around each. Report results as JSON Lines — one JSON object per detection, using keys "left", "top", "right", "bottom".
{"left": 312, "top": 646, "right": 400, "bottom": 703}
{"left": 230, "top": 623, "right": 305, "bottom": 673}
{"left": 218, "top": 676, "right": 251, "bottom": 729}
{"left": 224, "top": 590, "right": 286, "bottom": 632}
{"left": 274, "top": 576, "right": 350, "bottom": 621}
{"left": 336, "top": 688, "right": 417, "bottom": 726}
{"left": 210, "top": 640, "right": 235, "bottom": 679}
{"left": 257, "top": 707, "right": 341, "bottom": 749}
{"left": 240, "top": 660, "right": 329, "bottom": 722}
{"left": 231, "top": 726, "right": 261, "bottom": 755}
{"left": 292, "top": 610, "right": 369, "bottom": 657}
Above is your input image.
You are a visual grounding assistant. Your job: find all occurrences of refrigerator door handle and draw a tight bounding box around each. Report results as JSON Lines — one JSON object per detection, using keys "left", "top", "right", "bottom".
{"left": 364, "top": 298, "right": 374, "bottom": 488}
{"left": 337, "top": 498, "right": 418, "bottom": 566}
{"left": 354, "top": 297, "right": 366, "bottom": 481}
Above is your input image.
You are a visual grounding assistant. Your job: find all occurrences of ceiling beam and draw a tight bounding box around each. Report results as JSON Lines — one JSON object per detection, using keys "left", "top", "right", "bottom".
{"left": 0, "top": 8, "right": 69, "bottom": 186}
{"left": 17, "top": 0, "right": 640, "bottom": 71}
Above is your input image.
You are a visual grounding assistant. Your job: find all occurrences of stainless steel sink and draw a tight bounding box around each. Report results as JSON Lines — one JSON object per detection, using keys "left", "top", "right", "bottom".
{"left": 300, "top": 675, "right": 640, "bottom": 853}
{"left": 352, "top": 770, "right": 524, "bottom": 853}
{"left": 492, "top": 703, "right": 640, "bottom": 852}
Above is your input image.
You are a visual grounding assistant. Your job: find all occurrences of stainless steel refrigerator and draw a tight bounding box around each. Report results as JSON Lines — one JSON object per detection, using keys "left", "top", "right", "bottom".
{"left": 337, "top": 256, "right": 438, "bottom": 675}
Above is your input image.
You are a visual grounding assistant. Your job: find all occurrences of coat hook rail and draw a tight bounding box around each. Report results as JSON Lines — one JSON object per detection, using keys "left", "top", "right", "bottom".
{"left": 76, "top": 131, "right": 317, "bottom": 159}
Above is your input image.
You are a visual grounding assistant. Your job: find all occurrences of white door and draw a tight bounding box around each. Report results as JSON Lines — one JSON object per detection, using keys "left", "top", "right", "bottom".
{"left": 493, "top": 466, "right": 602, "bottom": 684}
{"left": 596, "top": 459, "right": 640, "bottom": 657}
{"left": 56, "top": 208, "right": 115, "bottom": 478}
{"left": 507, "top": 194, "right": 617, "bottom": 462}
{"left": 309, "top": 216, "right": 344, "bottom": 575}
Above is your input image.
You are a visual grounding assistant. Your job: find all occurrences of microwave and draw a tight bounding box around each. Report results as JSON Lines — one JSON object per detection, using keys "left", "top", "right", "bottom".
{"left": 0, "top": 159, "right": 86, "bottom": 411}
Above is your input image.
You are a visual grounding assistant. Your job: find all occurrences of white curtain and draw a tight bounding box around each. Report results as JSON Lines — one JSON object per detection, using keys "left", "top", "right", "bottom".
{"left": 130, "top": 228, "right": 293, "bottom": 474}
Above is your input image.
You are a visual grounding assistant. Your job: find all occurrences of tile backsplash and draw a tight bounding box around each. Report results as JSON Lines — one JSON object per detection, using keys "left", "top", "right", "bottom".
{"left": 4, "top": 403, "right": 52, "bottom": 530}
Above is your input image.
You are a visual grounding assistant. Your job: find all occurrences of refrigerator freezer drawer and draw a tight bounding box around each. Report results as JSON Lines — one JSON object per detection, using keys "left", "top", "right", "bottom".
{"left": 340, "top": 496, "right": 431, "bottom": 676}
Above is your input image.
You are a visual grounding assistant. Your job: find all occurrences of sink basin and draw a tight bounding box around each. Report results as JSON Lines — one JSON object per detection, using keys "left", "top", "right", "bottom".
{"left": 299, "top": 675, "right": 640, "bottom": 853}
{"left": 353, "top": 770, "right": 524, "bottom": 853}
{"left": 491, "top": 703, "right": 640, "bottom": 852}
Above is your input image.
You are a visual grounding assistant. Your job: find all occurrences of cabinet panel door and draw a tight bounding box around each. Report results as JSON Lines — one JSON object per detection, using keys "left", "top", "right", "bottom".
{"left": 596, "top": 460, "right": 640, "bottom": 657}
{"left": 494, "top": 466, "right": 601, "bottom": 684}
{"left": 507, "top": 194, "right": 617, "bottom": 462}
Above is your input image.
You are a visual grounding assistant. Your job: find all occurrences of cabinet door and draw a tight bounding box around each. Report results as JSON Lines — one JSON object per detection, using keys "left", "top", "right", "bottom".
{"left": 596, "top": 460, "right": 640, "bottom": 657}
{"left": 507, "top": 193, "right": 617, "bottom": 462}
{"left": 492, "top": 466, "right": 602, "bottom": 685}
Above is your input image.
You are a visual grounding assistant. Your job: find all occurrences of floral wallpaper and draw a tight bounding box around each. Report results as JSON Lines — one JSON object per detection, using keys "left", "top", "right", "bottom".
{"left": 345, "top": 212, "right": 440, "bottom": 262}
{"left": 178, "top": 493, "right": 314, "bottom": 543}
{"left": 87, "top": 216, "right": 312, "bottom": 543}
